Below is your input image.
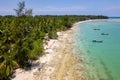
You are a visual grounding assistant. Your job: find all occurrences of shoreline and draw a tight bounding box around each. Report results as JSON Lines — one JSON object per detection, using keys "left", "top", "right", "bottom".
{"left": 12, "top": 21, "right": 87, "bottom": 80}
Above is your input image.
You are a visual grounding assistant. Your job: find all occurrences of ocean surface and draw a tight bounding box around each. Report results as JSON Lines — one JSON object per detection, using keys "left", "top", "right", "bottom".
{"left": 74, "top": 19, "right": 120, "bottom": 80}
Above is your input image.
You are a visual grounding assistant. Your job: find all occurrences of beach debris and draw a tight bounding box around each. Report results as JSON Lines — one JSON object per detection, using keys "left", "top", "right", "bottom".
{"left": 92, "top": 40, "right": 103, "bottom": 43}
{"left": 101, "top": 33, "right": 109, "bottom": 35}
{"left": 93, "top": 28, "right": 101, "bottom": 30}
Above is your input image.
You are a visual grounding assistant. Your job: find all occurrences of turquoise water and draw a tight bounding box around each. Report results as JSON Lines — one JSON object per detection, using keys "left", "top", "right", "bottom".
{"left": 74, "top": 19, "right": 120, "bottom": 80}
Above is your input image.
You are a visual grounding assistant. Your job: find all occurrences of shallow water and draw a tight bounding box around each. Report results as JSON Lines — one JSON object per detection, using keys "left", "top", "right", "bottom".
{"left": 74, "top": 19, "right": 120, "bottom": 80}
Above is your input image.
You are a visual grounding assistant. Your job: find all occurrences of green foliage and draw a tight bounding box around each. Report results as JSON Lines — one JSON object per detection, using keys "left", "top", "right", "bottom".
{"left": 48, "top": 30, "right": 58, "bottom": 39}
{"left": 0, "top": 54, "right": 19, "bottom": 79}
{"left": 62, "top": 15, "right": 72, "bottom": 29}
{"left": 14, "top": 42, "right": 30, "bottom": 68}
{"left": 29, "top": 39, "right": 44, "bottom": 60}
{"left": 0, "top": 2, "right": 108, "bottom": 79}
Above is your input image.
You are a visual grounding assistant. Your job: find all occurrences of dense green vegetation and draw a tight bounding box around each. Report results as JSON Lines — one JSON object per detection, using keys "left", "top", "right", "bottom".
{"left": 0, "top": 1, "right": 108, "bottom": 80}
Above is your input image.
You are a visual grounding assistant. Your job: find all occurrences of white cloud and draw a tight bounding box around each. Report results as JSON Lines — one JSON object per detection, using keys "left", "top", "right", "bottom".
{"left": 34, "top": 6, "right": 86, "bottom": 12}
{"left": 95, "top": 6, "right": 120, "bottom": 12}
{"left": 0, "top": 8, "right": 15, "bottom": 15}
{"left": 0, "top": 8, "right": 13, "bottom": 12}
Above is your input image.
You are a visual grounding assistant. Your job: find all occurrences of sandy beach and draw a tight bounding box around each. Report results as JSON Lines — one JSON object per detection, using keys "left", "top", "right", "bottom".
{"left": 12, "top": 22, "right": 85, "bottom": 80}
{"left": 1, "top": 0, "right": 113, "bottom": 79}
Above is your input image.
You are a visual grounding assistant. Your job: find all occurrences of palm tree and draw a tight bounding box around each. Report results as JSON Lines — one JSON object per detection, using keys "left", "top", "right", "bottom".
{"left": 0, "top": 54, "right": 19, "bottom": 79}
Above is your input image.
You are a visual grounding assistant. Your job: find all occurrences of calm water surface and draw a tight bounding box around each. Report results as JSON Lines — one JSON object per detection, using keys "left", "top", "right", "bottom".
{"left": 74, "top": 19, "right": 120, "bottom": 80}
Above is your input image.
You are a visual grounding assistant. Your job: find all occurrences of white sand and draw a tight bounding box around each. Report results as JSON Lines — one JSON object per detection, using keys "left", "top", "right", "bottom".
{"left": 12, "top": 22, "right": 84, "bottom": 80}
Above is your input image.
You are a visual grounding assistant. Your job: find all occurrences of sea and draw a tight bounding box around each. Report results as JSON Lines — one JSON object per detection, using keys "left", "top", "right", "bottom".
{"left": 74, "top": 19, "right": 120, "bottom": 80}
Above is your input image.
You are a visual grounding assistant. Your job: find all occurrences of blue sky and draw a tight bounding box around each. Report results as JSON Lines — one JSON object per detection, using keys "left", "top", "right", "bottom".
{"left": 0, "top": 0, "right": 120, "bottom": 16}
